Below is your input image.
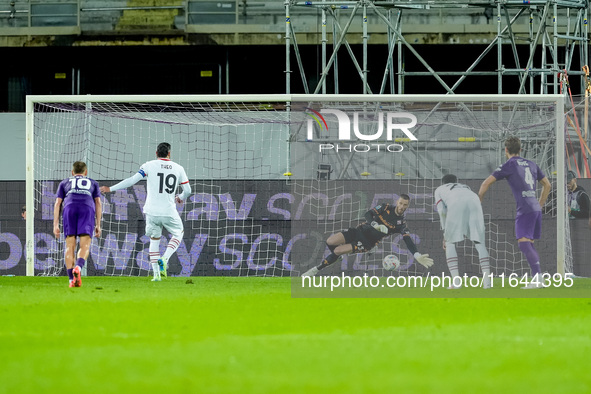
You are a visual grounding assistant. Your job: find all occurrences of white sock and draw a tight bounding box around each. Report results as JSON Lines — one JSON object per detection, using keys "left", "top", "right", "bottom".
{"left": 149, "top": 239, "right": 161, "bottom": 278}
{"left": 151, "top": 263, "right": 161, "bottom": 279}
{"left": 445, "top": 242, "right": 460, "bottom": 278}
{"left": 474, "top": 242, "right": 491, "bottom": 278}
{"left": 162, "top": 236, "right": 182, "bottom": 262}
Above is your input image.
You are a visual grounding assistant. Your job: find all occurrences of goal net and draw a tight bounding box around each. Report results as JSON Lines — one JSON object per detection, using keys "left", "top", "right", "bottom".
{"left": 25, "top": 94, "right": 568, "bottom": 279}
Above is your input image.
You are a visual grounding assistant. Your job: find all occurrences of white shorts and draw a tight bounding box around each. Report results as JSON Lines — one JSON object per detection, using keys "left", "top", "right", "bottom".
{"left": 145, "top": 214, "right": 184, "bottom": 239}
{"left": 444, "top": 195, "right": 486, "bottom": 244}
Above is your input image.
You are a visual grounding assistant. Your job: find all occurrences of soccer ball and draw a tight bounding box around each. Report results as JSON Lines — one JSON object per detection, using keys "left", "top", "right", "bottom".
{"left": 382, "top": 254, "right": 400, "bottom": 271}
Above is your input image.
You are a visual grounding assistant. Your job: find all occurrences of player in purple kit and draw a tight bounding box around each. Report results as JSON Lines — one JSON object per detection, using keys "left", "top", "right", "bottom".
{"left": 53, "top": 161, "right": 102, "bottom": 288}
{"left": 478, "top": 137, "right": 551, "bottom": 289}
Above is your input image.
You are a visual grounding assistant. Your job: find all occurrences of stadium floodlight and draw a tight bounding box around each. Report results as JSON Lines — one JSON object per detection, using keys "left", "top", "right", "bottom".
{"left": 25, "top": 94, "right": 569, "bottom": 279}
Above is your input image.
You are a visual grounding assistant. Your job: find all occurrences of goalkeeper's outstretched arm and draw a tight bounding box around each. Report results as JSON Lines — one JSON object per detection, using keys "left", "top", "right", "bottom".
{"left": 402, "top": 232, "right": 434, "bottom": 268}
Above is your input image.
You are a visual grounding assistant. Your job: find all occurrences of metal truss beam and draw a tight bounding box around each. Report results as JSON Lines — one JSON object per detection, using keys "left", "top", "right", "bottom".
{"left": 285, "top": 0, "right": 590, "bottom": 95}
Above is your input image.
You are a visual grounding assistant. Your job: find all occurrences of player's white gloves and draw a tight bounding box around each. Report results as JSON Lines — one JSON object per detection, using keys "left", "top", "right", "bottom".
{"left": 371, "top": 221, "right": 388, "bottom": 234}
{"left": 413, "top": 252, "right": 434, "bottom": 268}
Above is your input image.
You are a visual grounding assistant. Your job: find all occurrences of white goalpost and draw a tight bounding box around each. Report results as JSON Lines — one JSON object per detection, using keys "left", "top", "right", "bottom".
{"left": 25, "top": 94, "right": 568, "bottom": 278}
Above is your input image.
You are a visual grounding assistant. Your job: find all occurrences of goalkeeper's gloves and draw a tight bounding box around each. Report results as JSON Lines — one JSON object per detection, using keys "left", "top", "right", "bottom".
{"left": 371, "top": 221, "right": 388, "bottom": 234}
{"left": 414, "top": 252, "right": 434, "bottom": 268}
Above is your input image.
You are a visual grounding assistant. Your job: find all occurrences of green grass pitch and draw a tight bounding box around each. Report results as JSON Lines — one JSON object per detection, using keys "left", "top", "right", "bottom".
{"left": 1, "top": 276, "right": 590, "bottom": 394}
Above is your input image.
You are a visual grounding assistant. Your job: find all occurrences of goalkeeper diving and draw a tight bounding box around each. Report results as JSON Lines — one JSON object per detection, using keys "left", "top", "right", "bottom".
{"left": 302, "top": 194, "right": 434, "bottom": 277}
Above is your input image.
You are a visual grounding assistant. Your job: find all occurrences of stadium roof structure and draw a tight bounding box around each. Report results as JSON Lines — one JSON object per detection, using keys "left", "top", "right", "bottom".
{"left": 284, "top": 0, "right": 590, "bottom": 95}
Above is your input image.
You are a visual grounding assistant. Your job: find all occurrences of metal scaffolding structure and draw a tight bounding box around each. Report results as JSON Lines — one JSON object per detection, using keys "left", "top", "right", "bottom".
{"left": 285, "top": 0, "right": 590, "bottom": 95}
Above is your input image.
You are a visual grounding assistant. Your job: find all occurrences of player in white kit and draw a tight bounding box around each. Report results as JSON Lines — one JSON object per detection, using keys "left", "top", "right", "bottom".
{"left": 100, "top": 142, "right": 192, "bottom": 281}
{"left": 434, "top": 174, "right": 491, "bottom": 289}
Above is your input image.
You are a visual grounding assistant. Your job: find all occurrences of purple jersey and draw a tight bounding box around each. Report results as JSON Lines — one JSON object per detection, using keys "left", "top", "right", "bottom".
{"left": 56, "top": 175, "right": 100, "bottom": 210}
{"left": 492, "top": 156, "right": 545, "bottom": 215}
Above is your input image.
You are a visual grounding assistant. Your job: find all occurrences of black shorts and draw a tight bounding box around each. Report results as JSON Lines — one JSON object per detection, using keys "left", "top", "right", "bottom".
{"left": 342, "top": 224, "right": 381, "bottom": 253}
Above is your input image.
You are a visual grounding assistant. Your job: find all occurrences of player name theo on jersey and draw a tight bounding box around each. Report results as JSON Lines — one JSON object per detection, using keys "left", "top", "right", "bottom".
{"left": 139, "top": 158, "right": 189, "bottom": 217}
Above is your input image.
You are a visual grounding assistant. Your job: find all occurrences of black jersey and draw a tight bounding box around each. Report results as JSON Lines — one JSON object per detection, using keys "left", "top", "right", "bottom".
{"left": 364, "top": 203, "right": 411, "bottom": 240}
{"left": 569, "top": 185, "right": 591, "bottom": 218}
{"left": 341, "top": 203, "right": 418, "bottom": 255}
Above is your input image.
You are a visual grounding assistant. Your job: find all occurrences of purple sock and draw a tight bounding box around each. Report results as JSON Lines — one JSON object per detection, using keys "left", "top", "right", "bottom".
{"left": 76, "top": 257, "right": 85, "bottom": 269}
{"left": 67, "top": 268, "right": 74, "bottom": 281}
{"left": 519, "top": 242, "right": 541, "bottom": 276}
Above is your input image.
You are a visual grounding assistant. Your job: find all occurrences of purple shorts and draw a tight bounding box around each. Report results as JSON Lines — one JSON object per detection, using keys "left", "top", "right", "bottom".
{"left": 63, "top": 204, "right": 95, "bottom": 237}
{"left": 515, "top": 211, "right": 542, "bottom": 240}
